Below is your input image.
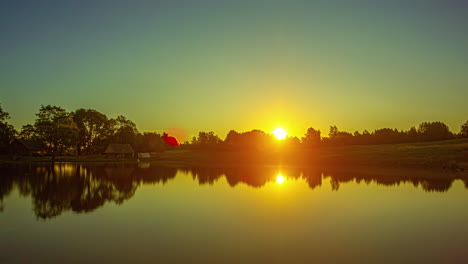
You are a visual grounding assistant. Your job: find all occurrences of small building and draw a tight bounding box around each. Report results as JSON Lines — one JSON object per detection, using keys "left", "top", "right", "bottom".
{"left": 137, "top": 153, "right": 151, "bottom": 159}
{"left": 11, "top": 139, "right": 44, "bottom": 156}
{"left": 104, "top": 143, "right": 135, "bottom": 158}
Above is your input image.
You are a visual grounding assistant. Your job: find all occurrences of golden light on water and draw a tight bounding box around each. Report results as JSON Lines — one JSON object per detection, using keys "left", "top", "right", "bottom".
{"left": 276, "top": 174, "right": 285, "bottom": 184}
{"left": 273, "top": 127, "right": 287, "bottom": 140}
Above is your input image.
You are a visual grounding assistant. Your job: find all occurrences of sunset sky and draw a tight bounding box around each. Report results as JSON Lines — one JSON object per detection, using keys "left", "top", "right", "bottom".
{"left": 1, "top": 1, "right": 467, "bottom": 141}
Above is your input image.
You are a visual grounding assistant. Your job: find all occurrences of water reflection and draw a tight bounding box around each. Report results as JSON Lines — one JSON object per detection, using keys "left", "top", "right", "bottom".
{"left": 0, "top": 163, "right": 466, "bottom": 219}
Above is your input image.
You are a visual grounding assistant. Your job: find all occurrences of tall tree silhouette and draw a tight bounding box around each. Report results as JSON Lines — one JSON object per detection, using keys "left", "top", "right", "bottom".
{"left": 460, "top": 120, "right": 468, "bottom": 138}
{"left": 110, "top": 116, "right": 139, "bottom": 144}
{"left": 302, "top": 127, "right": 321, "bottom": 148}
{"left": 34, "top": 105, "right": 78, "bottom": 159}
{"left": 191, "top": 131, "right": 221, "bottom": 149}
{"left": 73, "top": 108, "right": 108, "bottom": 154}
{"left": 418, "top": 121, "right": 453, "bottom": 142}
{"left": 0, "top": 104, "right": 16, "bottom": 154}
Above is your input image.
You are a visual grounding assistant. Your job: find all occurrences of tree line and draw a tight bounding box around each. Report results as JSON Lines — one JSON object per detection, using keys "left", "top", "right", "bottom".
{"left": 0, "top": 104, "right": 175, "bottom": 157}
{"left": 1, "top": 103, "right": 468, "bottom": 156}
{"left": 186, "top": 121, "right": 468, "bottom": 150}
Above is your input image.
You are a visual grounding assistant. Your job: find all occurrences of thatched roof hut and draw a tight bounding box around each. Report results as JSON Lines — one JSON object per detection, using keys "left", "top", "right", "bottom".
{"left": 104, "top": 144, "right": 134, "bottom": 157}
{"left": 12, "top": 139, "right": 44, "bottom": 156}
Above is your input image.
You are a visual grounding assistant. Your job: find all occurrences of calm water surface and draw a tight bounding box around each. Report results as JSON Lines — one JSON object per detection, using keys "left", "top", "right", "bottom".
{"left": 1, "top": 163, "right": 468, "bottom": 263}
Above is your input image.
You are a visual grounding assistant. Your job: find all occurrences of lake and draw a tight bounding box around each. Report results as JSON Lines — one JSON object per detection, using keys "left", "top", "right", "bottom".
{"left": 1, "top": 163, "right": 468, "bottom": 263}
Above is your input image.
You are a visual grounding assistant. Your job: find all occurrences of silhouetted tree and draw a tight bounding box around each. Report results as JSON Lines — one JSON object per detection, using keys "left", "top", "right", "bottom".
{"left": 0, "top": 104, "right": 16, "bottom": 154}
{"left": 460, "top": 120, "right": 468, "bottom": 138}
{"left": 33, "top": 105, "right": 78, "bottom": 159}
{"left": 0, "top": 104, "right": 10, "bottom": 121}
{"left": 191, "top": 131, "right": 221, "bottom": 149}
{"left": 224, "top": 130, "right": 241, "bottom": 148}
{"left": 329, "top": 125, "right": 339, "bottom": 138}
{"left": 222, "top": 129, "right": 275, "bottom": 151}
{"left": 327, "top": 126, "right": 353, "bottom": 146}
{"left": 373, "top": 128, "right": 403, "bottom": 144}
{"left": 302, "top": 127, "right": 321, "bottom": 148}
{"left": 110, "top": 115, "right": 139, "bottom": 145}
{"left": 417, "top": 121, "right": 453, "bottom": 142}
{"left": 407, "top": 126, "right": 419, "bottom": 142}
{"left": 284, "top": 136, "right": 301, "bottom": 149}
{"left": 136, "top": 132, "right": 167, "bottom": 152}
{"left": 73, "top": 108, "right": 108, "bottom": 154}
{"left": 360, "top": 130, "right": 372, "bottom": 144}
{"left": 18, "top": 124, "right": 36, "bottom": 140}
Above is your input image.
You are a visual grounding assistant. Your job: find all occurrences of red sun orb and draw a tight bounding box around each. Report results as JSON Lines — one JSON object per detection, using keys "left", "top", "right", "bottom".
{"left": 163, "top": 133, "right": 179, "bottom": 146}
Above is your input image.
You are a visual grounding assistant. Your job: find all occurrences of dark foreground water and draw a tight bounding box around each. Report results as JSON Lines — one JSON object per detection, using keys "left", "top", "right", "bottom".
{"left": 1, "top": 163, "right": 468, "bottom": 263}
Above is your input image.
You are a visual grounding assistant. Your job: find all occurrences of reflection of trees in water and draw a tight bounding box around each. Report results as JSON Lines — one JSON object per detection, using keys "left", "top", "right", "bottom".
{"left": 0, "top": 165, "right": 33, "bottom": 212}
{"left": 0, "top": 164, "right": 178, "bottom": 219}
{"left": 179, "top": 167, "right": 224, "bottom": 185}
{"left": 0, "top": 169, "right": 14, "bottom": 212}
{"left": 420, "top": 180, "right": 453, "bottom": 192}
{"left": 0, "top": 164, "right": 467, "bottom": 218}
{"left": 181, "top": 166, "right": 306, "bottom": 188}
{"left": 321, "top": 169, "right": 463, "bottom": 192}
{"left": 181, "top": 166, "right": 466, "bottom": 194}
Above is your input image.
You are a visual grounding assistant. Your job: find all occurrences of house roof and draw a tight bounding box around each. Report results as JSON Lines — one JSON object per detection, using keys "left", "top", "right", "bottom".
{"left": 15, "top": 139, "right": 40, "bottom": 151}
{"left": 104, "top": 143, "right": 135, "bottom": 154}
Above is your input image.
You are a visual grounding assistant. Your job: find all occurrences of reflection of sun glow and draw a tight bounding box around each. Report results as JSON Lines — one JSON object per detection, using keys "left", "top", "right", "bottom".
{"left": 276, "top": 174, "right": 285, "bottom": 184}
{"left": 273, "top": 127, "right": 287, "bottom": 140}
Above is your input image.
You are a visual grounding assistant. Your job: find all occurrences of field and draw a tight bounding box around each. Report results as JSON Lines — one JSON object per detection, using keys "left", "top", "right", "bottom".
{"left": 151, "top": 138, "right": 468, "bottom": 170}
{"left": 2, "top": 138, "right": 468, "bottom": 171}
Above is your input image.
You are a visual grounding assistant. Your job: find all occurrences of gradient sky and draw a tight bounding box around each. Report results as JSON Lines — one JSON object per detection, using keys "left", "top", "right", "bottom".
{"left": 1, "top": 0, "right": 467, "bottom": 141}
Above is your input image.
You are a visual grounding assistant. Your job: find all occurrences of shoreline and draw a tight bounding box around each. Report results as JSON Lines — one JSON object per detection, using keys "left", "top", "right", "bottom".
{"left": 1, "top": 138, "right": 467, "bottom": 171}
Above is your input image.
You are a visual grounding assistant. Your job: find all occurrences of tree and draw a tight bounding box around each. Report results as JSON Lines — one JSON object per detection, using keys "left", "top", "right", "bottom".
{"left": 34, "top": 105, "right": 78, "bottom": 159}
{"left": 461, "top": 121, "right": 468, "bottom": 138}
{"left": 373, "top": 128, "right": 402, "bottom": 144}
{"left": 224, "top": 130, "right": 240, "bottom": 147}
{"left": 302, "top": 127, "right": 321, "bottom": 147}
{"left": 284, "top": 136, "right": 301, "bottom": 149}
{"left": 223, "top": 129, "right": 274, "bottom": 151}
{"left": 19, "top": 124, "right": 37, "bottom": 140}
{"left": 133, "top": 132, "right": 164, "bottom": 152}
{"left": 0, "top": 104, "right": 16, "bottom": 154}
{"left": 327, "top": 126, "right": 352, "bottom": 146}
{"left": 111, "top": 115, "right": 139, "bottom": 144}
{"left": 191, "top": 131, "right": 221, "bottom": 149}
{"left": 417, "top": 121, "right": 453, "bottom": 142}
{"left": 73, "top": 108, "right": 108, "bottom": 154}
{"left": 0, "top": 104, "right": 10, "bottom": 122}
{"left": 329, "top": 125, "right": 339, "bottom": 138}
{"left": 407, "top": 126, "right": 419, "bottom": 142}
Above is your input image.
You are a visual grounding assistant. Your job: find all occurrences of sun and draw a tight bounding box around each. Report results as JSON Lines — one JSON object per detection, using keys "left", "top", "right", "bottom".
{"left": 276, "top": 174, "right": 285, "bottom": 184}
{"left": 272, "top": 127, "right": 287, "bottom": 140}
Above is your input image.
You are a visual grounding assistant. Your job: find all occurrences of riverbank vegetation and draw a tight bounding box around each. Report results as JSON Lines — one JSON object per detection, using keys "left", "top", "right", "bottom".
{"left": 0, "top": 103, "right": 467, "bottom": 170}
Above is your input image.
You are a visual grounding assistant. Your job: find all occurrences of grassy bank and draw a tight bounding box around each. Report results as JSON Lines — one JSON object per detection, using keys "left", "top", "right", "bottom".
{"left": 315, "top": 138, "right": 468, "bottom": 170}
{"left": 2, "top": 138, "right": 468, "bottom": 170}
{"left": 153, "top": 138, "right": 468, "bottom": 170}
{"left": 0, "top": 155, "right": 137, "bottom": 164}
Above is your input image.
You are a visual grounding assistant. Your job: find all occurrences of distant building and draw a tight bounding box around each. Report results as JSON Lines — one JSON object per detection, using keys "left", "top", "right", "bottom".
{"left": 11, "top": 139, "right": 44, "bottom": 156}
{"left": 137, "top": 153, "right": 151, "bottom": 159}
{"left": 104, "top": 143, "right": 135, "bottom": 158}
